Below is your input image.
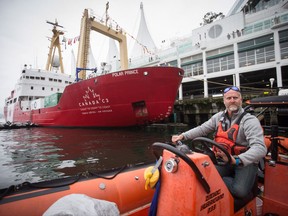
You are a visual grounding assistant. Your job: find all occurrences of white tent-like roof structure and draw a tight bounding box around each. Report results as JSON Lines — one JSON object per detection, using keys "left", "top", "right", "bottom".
{"left": 106, "top": 38, "right": 120, "bottom": 72}
{"left": 130, "top": 2, "right": 157, "bottom": 58}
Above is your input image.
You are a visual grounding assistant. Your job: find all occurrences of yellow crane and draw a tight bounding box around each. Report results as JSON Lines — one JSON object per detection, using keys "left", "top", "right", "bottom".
{"left": 76, "top": 7, "right": 128, "bottom": 80}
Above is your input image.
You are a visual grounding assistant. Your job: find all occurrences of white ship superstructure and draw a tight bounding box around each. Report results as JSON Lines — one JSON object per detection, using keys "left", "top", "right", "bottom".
{"left": 5, "top": 66, "right": 73, "bottom": 122}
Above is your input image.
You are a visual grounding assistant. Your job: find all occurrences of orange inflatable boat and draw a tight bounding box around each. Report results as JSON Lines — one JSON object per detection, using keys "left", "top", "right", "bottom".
{"left": 0, "top": 163, "right": 154, "bottom": 216}
{"left": 1, "top": 137, "right": 288, "bottom": 216}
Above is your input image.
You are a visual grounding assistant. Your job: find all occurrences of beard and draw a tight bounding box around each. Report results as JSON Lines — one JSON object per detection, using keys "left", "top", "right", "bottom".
{"left": 228, "top": 105, "right": 239, "bottom": 112}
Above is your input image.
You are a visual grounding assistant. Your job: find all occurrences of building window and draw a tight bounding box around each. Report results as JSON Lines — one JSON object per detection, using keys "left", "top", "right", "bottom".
{"left": 167, "top": 60, "right": 177, "bottom": 67}
{"left": 182, "top": 65, "right": 192, "bottom": 77}
{"left": 227, "top": 55, "right": 235, "bottom": 69}
{"left": 238, "top": 34, "right": 274, "bottom": 68}
{"left": 182, "top": 61, "right": 203, "bottom": 77}
{"left": 192, "top": 62, "right": 203, "bottom": 76}
{"left": 247, "top": 50, "right": 255, "bottom": 66}
{"left": 265, "top": 45, "right": 275, "bottom": 61}
{"left": 206, "top": 45, "right": 234, "bottom": 73}
{"left": 280, "top": 41, "right": 288, "bottom": 59}
{"left": 256, "top": 48, "right": 265, "bottom": 64}
{"left": 279, "top": 29, "right": 288, "bottom": 59}
{"left": 207, "top": 54, "right": 234, "bottom": 73}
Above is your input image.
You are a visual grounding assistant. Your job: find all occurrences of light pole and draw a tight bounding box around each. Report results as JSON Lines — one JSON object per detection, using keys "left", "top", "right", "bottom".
{"left": 269, "top": 78, "right": 275, "bottom": 95}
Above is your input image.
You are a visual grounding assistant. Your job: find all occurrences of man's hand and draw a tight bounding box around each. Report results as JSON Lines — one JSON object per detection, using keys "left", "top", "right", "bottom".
{"left": 215, "top": 149, "right": 235, "bottom": 164}
{"left": 171, "top": 134, "right": 184, "bottom": 144}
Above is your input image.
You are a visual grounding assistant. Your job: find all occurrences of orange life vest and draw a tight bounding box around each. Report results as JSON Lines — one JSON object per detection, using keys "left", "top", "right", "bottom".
{"left": 214, "top": 112, "right": 248, "bottom": 155}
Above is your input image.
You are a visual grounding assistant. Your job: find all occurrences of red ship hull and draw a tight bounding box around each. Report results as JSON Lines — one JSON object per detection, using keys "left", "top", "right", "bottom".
{"left": 5, "top": 67, "right": 183, "bottom": 127}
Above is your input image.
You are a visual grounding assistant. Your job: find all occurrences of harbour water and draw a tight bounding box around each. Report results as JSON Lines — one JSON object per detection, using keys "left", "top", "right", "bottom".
{"left": 0, "top": 125, "right": 188, "bottom": 189}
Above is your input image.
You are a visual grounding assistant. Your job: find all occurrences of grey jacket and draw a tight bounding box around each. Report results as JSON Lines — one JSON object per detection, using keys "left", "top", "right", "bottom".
{"left": 182, "top": 108, "right": 267, "bottom": 166}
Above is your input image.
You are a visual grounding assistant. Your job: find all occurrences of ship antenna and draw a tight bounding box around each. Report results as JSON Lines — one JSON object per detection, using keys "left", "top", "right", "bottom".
{"left": 105, "top": 1, "right": 109, "bottom": 26}
{"left": 46, "top": 19, "right": 64, "bottom": 29}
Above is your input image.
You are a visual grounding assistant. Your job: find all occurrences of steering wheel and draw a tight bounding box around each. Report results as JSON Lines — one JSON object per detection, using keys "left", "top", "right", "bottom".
{"left": 152, "top": 142, "right": 210, "bottom": 194}
{"left": 190, "top": 137, "right": 231, "bottom": 166}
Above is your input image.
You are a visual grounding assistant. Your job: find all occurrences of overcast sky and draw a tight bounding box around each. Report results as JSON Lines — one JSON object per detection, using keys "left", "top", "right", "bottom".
{"left": 0, "top": 0, "right": 236, "bottom": 113}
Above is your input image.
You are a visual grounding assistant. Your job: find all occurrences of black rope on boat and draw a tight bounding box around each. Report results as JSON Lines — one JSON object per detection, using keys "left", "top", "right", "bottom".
{"left": 88, "top": 164, "right": 128, "bottom": 179}
{"left": 23, "top": 175, "right": 82, "bottom": 189}
{"left": 0, "top": 185, "right": 15, "bottom": 200}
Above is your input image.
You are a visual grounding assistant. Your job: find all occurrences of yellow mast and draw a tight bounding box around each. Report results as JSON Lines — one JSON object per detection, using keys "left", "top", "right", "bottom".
{"left": 45, "top": 21, "right": 65, "bottom": 73}
{"left": 76, "top": 7, "right": 128, "bottom": 80}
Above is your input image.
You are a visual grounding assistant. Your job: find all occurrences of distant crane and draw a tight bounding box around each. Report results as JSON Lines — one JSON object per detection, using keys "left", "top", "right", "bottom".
{"left": 45, "top": 20, "right": 65, "bottom": 73}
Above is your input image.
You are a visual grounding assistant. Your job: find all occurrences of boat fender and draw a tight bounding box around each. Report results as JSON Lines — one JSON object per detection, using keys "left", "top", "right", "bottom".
{"left": 144, "top": 156, "right": 162, "bottom": 190}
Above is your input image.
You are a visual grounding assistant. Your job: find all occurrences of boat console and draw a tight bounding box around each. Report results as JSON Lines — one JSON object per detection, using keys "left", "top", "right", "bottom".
{"left": 150, "top": 140, "right": 256, "bottom": 216}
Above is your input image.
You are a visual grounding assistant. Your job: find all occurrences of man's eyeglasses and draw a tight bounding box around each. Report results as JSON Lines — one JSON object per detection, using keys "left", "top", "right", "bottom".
{"left": 223, "top": 86, "right": 240, "bottom": 93}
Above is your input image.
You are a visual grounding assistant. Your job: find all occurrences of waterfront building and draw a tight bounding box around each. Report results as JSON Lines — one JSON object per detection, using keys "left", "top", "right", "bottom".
{"left": 128, "top": 0, "right": 288, "bottom": 99}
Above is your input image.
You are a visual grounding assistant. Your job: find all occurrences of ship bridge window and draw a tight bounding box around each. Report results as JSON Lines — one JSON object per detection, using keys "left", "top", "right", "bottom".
{"left": 31, "top": 86, "right": 34, "bottom": 90}
{"left": 13, "top": 98, "right": 16, "bottom": 103}
{"left": 58, "top": 79, "right": 62, "bottom": 83}
{"left": 42, "top": 87, "right": 45, "bottom": 90}
{"left": 30, "top": 76, "right": 35, "bottom": 79}
{"left": 36, "top": 77, "right": 40, "bottom": 80}
{"left": 54, "top": 79, "right": 57, "bottom": 82}
{"left": 41, "top": 77, "right": 45, "bottom": 80}
{"left": 49, "top": 78, "right": 53, "bottom": 81}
